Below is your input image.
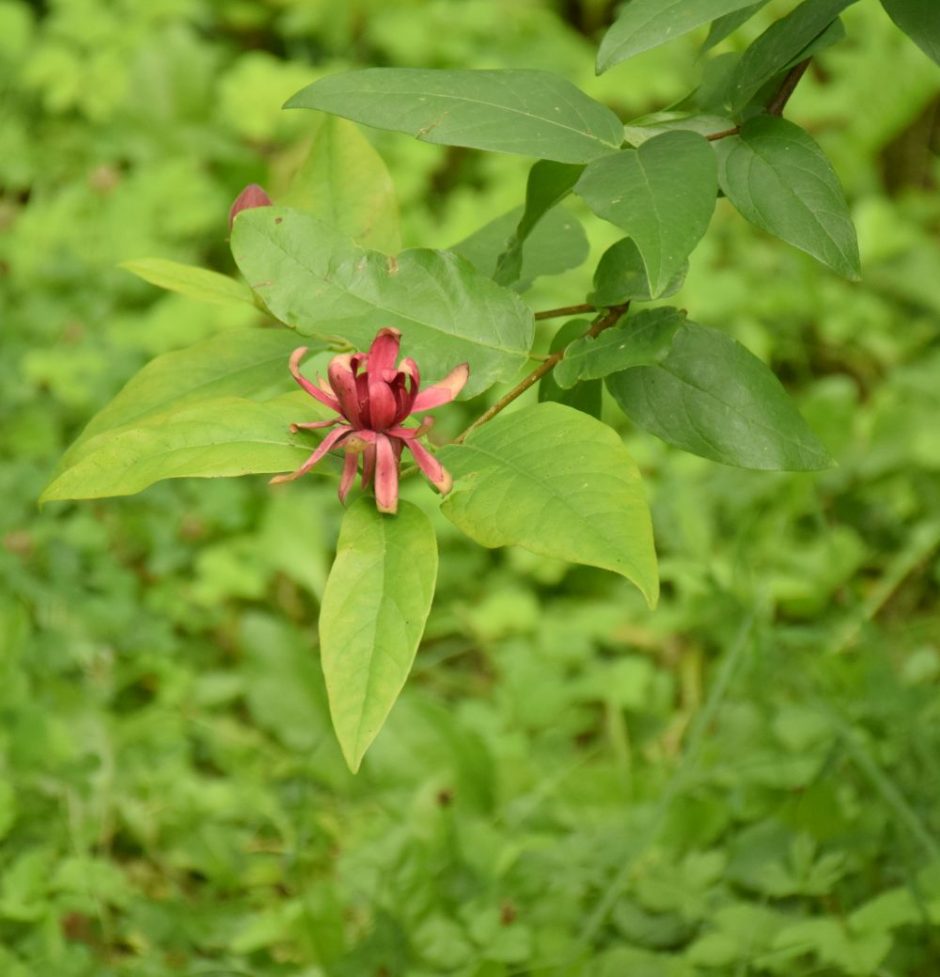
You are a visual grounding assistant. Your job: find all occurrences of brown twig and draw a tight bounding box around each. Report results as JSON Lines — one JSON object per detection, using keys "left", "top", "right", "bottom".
{"left": 767, "top": 57, "right": 812, "bottom": 116}
{"left": 705, "top": 126, "right": 740, "bottom": 142}
{"left": 452, "top": 304, "right": 629, "bottom": 445}
{"left": 533, "top": 303, "right": 596, "bottom": 321}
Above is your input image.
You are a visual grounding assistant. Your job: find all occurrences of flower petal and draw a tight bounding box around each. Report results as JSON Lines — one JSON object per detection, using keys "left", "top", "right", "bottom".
{"left": 406, "top": 439, "right": 453, "bottom": 494}
{"left": 290, "top": 418, "right": 340, "bottom": 432}
{"left": 411, "top": 363, "right": 470, "bottom": 412}
{"left": 328, "top": 354, "right": 362, "bottom": 426}
{"left": 373, "top": 434, "right": 400, "bottom": 514}
{"left": 361, "top": 442, "right": 376, "bottom": 490}
{"left": 367, "top": 328, "right": 402, "bottom": 375}
{"left": 388, "top": 417, "right": 433, "bottom": 441}
{"left": 290, "top": 348, "right": 341, "bottom": 412}
{"left": 338, "top": 451, "right": 358, "bottom": 504}
{"left": 269, "top": 426, "right": 352, "bottom": 485}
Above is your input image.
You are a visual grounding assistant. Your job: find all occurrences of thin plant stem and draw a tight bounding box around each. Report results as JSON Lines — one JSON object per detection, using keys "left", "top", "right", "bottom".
{"left": 452, "top": 303, "right": 629, "bottom": 445}
{"left": 533, "top": 303, "right": 596, "bottom": 320}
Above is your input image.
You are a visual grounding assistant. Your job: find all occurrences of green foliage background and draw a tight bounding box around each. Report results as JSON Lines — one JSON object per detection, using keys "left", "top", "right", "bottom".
{"left": 2, "top": 0, "right": 940, "bottom": 974}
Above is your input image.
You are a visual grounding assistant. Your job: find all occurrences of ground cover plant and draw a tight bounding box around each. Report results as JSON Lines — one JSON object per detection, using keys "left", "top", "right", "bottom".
{"left": 4, "top": 0, "right": 940, "bottom": 974}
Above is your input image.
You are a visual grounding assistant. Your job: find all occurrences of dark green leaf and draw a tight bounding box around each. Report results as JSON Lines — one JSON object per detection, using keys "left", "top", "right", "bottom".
{"left": 121, "top": 258, "right": 257, "bottom": 308}
{"left": 451, "top": 206, "right": 588, "bottom": 290}
{"left": 729, "top": 0, "right": 858, "bottom": 111}
{"left": 589, "top": 238, "right": 687, "bottom": 306}
{"left": 555, "top": 308, "right": 686, "bottom": 389}
{"left": 319, "top": 498, "right": 438, "bottom": 772}
{"left": 881, "top": 0, "right": 940, "bottom": 65}
{"left": 439, "top": 403, "right": 658, "bottom": 605}
{"left": 715, "top": 116, "right": 860, "bottom": 280}
{"left": 606, "top": 322, "right": 833, "bottom": 470}
{"left": 232, "top": 207, "right": 534, "bottom": 398}
{"left": 64, "top": 329, "right": 308, "bottom": 464}
{"left": 539, "top": 319, "right": 603, "bottom": 417}
{"left": 575, "top": 131, "right": 717, "bottom": 296}
{"left": 703, "top": 2, "right": 771, "bottom": 52}
{"left": 494, "top": 160, "right": 584, "bottom": 286}
{"left": 41, "top": 393, "right": 322, "bottom": 502}
{"left": 597, "top": 0, "right": 764, "bottom": 72}
{"left": 286, "top": 69, "right": 624, "bottom": 163}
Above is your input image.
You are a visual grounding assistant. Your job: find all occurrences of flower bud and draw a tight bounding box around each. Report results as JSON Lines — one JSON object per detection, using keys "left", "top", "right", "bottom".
{"left": 228, "top": 184, "right": 272, "bottom": 230}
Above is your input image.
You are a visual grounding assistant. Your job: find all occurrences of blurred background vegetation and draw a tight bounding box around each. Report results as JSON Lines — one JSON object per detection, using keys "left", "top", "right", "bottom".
{"left": 2, "top": 0, "right": 940, "bottom": 974}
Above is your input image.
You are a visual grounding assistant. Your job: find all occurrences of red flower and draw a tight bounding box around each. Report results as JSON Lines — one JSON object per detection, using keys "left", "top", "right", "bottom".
{"left": 272, "top": 328, "right": 469, "bottom": 514}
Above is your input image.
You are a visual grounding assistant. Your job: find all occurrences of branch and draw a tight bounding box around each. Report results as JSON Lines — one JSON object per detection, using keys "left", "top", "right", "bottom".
{"left": 452, "top": 304, "right": 629, "bottom": 445}
{"left": 705, "top": 57, "right": 814, "bottom": 141}
{"left": 533, "top": 303, "right": 596, "bottom": 321}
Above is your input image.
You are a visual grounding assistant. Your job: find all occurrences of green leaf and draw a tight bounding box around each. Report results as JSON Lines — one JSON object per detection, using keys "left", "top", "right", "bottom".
{"left": 493, "top": 160, "right": 584, "bottom": 286}
{"left": 319, "top": 498, "right": 438, "bottom": 772}
{"left": 606, "top": 322, "right": 833, "bottom": 470}
{"left": 703, "top": 2, "right": 771, "bottom": 52}
{"left": 451, "top": 206, "right": 588, "bottom": 290}
{"left": 728, "top": 0, "right": 858, "bottom": 111}
{"left": 41, "top": 393, "right": 321, "bottom": 502}
{"left": 715, "top": 116, "right": 860, "bottom": 280}
{"left": 575, "top": 131, "right": 717, "bottom": 296}
{"left": 121, "top": 258, "right": 257, "bottom": 308}
{"left": 286, "top": 69, "right": 624, "bottom": 164}
{"left": 539, "top": 319, "right": 603, "bottom": 418}
{"left": 439, "top": 403, "right": 658, "bottom": 605}
{"left": 589, "top": 238, "right": 687, "bottom": 306}
{"left": 554, "top": 308, "right": 686, "bottom": 389}
{"left": 281, "top": 115, "right": 401, "bottom": 253}
{"left": 597, "top": 0, "right": 763, "bottom": 72}
{"left": 881, "top": 0, "right": 940, "bottom": 65}
{"left": 64, "top": 329, "right": 308, "bottom": 464}
{"left": 232, "top": 207, "right": 534, "bottom": 398}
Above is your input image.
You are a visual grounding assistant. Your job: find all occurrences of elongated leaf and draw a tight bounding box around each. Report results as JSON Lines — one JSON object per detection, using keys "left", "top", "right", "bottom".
{"left": 715, "top": 116, "right": 860, "bottom": 280}
{"left": 606, "top": 322, "right": 833, "bottom": 470}
{"left": 122, "top": 258, "right": 257, "bottom": 308}
{"left": 703, "top": 1, "right": 771, "bottom": 52}
{"left": 282, "top": 115, "right": 401, "bottom": 253}
{"left": 439, "top": 403, "right": 658, "bottom": 605}
{"left": 598, "top": 0, "right": 762, "bottom": 72}
{"left": 64, "top": 329, "right": 308, "bottom": 464}
{"left": 232, "top": 207, "right": 534, "bottom": 398}
{"left": 41, "top": 393, "right": 323, "bottom": 502}
{"left": 575, "top": 131, "right": 717, "bottom": 296}
{"left": 286, "top": 69, "right": 624, "bottom": 164}
{"left": 881, "top": 0, "right": 940, "bottom": 65}
{"left": 622, "top": 112, "right": 736, "bottom": 147}
{"left": 452, "top": 206, "right": 588, "bottom": 290}
{"left": 589, "top": 238, "right": 687, "bottom": 306}
{"left": 554, "top": 308, "right": 686, "bottom": 389}
{"left": 319, "top": 498, "right": 438, "bottom": 772}
{"left": 539, "top": 319, "right": 602, "bottom": 418}
{"left": 729, "top": 0, "right": 858, "bottom": 110}
{"left": 494, "top": 160, "right": 584, "bottom": 286}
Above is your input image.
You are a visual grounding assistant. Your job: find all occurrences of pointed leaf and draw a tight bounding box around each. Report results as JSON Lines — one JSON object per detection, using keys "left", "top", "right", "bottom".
{"left": 286, "top": 69, "right": 624, "bottom": 163}
{"left": 539, "top": 319, "right": 603, "bottom": 418}
{"left": 715, "top": 116, "right": 860, "bottom": 279}
{"left": 494, "top": 160, "right": 584, "bottom": 286}
{"left": 282, "top": 115, "right": 401, "bottom": 253}
{"left": 589, "top": 237, "right": 687, "bottom": 306}
{"left": 41, "top": 393, "right": 323, "bottom": 502}
{"left": 554, "top": 308, "right": 686, "bottom": 389}
{"left": 575, "top": 131, "right": 717, "bottom": 296}
{"left": 597, "top": 0, "right": 764, "bottom": 72}
{"left": 606, "top": 322, "right": 833, "bottom": 470}
{"left": 703, "top": 2, "right": 771, "bottom": 52}
{"left": 319, "top": 498, "right": 438, "bottom": 772}
{"left": 881, "top": 0, "right": 940, "bottom": 65}
{"left": 121, "top": 258, "right": 257, "bottom": 308}
{"left": 439, "top": 403, "right": 658, "bottom": 605}
{"left": 728, "top": 0, "right": 858, "bottom": 111}
{"left": 232, "top": 207, "right": 534, "bottom": 398}
{"left": 64, "top": 329, "right": 309, "bottom": 464}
